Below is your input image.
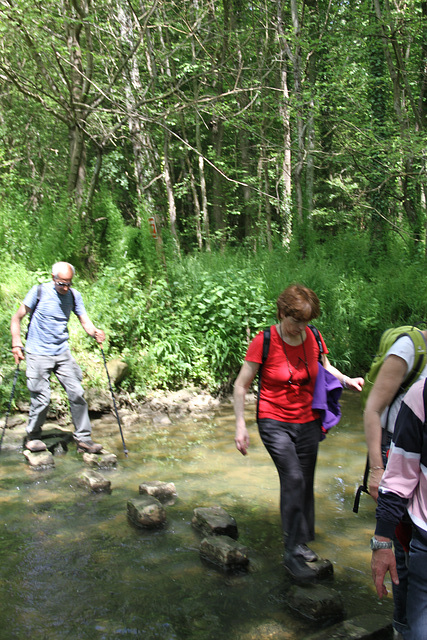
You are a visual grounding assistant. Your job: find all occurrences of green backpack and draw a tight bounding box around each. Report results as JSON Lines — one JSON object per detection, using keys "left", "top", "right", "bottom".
{"left": 360, "top": 325, "right": 427, "bottom": 409}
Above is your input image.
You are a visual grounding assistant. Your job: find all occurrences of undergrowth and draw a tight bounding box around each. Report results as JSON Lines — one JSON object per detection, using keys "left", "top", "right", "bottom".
{"left": 2, "top": 232, "right": 427, "bottom": 411}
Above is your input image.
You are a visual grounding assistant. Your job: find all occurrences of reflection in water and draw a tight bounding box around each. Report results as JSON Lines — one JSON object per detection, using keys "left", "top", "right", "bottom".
{"left": 0, "top": 392, "right": 393, "bottom": 639}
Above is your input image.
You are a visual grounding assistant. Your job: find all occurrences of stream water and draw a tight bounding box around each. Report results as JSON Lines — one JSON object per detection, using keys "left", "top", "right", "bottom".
{"left": 0, "top": 392, "right": 393, "bottom": 640}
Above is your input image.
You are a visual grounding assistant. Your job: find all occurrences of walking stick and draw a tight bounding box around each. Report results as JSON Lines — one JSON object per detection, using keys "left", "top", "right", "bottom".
{"left": 99, "top": 345, "right": 129, "bottom": 457}
{"left": 0, "top": 363, "right": 20, "bottom": 455}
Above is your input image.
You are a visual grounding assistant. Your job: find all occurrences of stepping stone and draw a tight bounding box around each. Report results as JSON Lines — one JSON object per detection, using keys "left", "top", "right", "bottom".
{"left": 306, "top": 557, "right": 334, "bottom": 580}
{"left": 25, "top": 439, "right": 47, "bottom": 452}
{"left": 23, "top": 449, "right": 55, "bottom": 470}
{"left": 199, "top": 535, "right": 249, "bottom": 571}
{"left": 127, "top": 496, "right": 166, "bottom": 529}
{"left": 287, "top": 584, "right": 344, "bottom": 624}
{"left": 192, "top": 506, "right": 238, "bottom": 539}
{"left": 82, "top": 452, "right": 118, "bottom": 469}
{"left": 306, "top": 614, "right": 393, "bottom": 639}
{"left": 77, "top": 469, "right": 112, "bottom": 493}
{"left": 139, "top": 481, "right": 177, "bottom": 505}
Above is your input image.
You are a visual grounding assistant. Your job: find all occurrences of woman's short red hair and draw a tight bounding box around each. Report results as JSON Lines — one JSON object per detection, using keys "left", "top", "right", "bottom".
{"left": 276, "top": 284, "right": 320, "bottom": 321}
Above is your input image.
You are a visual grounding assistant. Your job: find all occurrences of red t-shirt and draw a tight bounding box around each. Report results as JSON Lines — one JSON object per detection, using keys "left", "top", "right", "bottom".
{"left": 245, "top": 324, "right": 329, "bottom": 423}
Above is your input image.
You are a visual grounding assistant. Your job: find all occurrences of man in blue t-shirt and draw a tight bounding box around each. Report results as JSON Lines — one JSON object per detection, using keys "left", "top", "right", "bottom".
{"left": 11, "top": 261, "right": 106, "bottom": 454}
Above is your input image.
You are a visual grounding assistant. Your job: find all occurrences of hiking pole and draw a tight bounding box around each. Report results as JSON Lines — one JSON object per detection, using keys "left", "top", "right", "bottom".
{"left": 99, "top": 345, "right": 128, "bottom": 457}
{"left": 0, "top": 362, "right": 20, "bottom": 455}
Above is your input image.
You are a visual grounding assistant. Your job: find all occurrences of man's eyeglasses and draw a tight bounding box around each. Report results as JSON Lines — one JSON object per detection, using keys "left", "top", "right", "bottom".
{"left": 54, "top": 279, "right": 72, "bottom": 287}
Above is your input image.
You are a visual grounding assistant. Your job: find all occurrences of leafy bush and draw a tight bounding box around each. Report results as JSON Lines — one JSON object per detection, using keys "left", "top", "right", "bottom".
{"left": 3, "top": 232, "right": 427, "bottom": 411}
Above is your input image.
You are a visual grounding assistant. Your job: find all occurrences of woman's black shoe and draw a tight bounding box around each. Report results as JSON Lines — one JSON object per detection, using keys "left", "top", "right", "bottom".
{"left": 293, "top": 543, "right": 318, "bottom": 562}
{"left": 284, "top": 552, "right": 316, "bottom": 582}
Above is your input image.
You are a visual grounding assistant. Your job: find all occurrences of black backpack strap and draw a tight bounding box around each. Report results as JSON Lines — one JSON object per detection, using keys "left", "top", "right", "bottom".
{"left": 308, "top": 324, "right": 323, "bottom": 363}
{"left": 25, "top": 283, "right": 42, "bottom": 340}
{"left": 69, "top": 288, "right": 77, "bottom": 314}
{"left": 25, "top": 284, "right": 77, "bottom": 341}
{"left": 257, "top": 328, "right": 271, "bottom": 422}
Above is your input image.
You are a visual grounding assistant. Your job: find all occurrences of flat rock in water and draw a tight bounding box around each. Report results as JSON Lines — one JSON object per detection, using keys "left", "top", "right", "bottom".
{"left": 83, "top": 452, "right": 118, "bottom": 469}
{"left": 139, "top": 481, "right": 177, "bottom": 505}
{"left": 306, "top": 614, "right": 392, "bottom": 639}
{"left": 23, "top": 449, "right": 55, "bottom": 470}
{"left": 199, "top": 535, "right": 249, "bottom": 571}
{"left": 77, "top": 469, "right": 112, "bottom": 493}
{"left": 287, "top": 584, "right": 344, "bottom": 624}
{"left": 127, "top": 496, "right": 166, "bottom": 529}
{"left": 192, "top": 506, "right": 238, "bottom": 539}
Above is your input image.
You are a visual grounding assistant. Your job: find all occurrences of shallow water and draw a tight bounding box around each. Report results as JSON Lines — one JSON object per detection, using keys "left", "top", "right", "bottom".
{"left": 0, "top": 392, "right": 393, "bottom": 640}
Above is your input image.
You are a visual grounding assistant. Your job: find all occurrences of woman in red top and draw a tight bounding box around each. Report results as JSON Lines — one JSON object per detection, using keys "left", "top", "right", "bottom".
{"left": 233, "top": 284, "right": 364, "bottom": 581}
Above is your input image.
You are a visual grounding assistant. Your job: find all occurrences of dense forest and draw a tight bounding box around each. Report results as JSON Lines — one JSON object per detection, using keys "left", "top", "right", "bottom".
{"left": 0, "top": 0, "right": 426, "bottom": 408}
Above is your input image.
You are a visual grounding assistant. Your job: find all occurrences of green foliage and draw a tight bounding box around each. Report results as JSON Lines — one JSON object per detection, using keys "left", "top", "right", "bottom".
{"left": 80, "top": 256, "right": 273, "bottom": 394}
{"left": 4, "top": 236, "right": 427, "bottom": 411}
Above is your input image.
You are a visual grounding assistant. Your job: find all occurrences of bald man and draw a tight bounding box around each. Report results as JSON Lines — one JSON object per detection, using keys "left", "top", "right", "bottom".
{"left": 11, "top": 261, "right": 106, "bottom": 454}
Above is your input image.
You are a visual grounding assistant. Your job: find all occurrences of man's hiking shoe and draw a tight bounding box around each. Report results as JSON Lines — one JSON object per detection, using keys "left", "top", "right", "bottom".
{"left": 24, "top": 439, "right": 47, "bottom": 452}
{"left": 294, "top": 543, "right": 318, "bottom": 562}
{"left": 75, "top": 439, "right": 103, "bottom": 454}
{"left": 284, "top": 551, "right": 316, "bottom": 582}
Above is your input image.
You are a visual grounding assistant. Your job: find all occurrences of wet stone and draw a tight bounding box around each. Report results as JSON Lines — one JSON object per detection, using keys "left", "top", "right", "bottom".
{"left": 306, "top": 557, "right": 334, "bottom": 580}
{"left": 44, "top": 437, "right": 70, "bottom": 454}
{"left": 77, "top": 469, "right": 112, "bottom": 493}
{"left": 127, "top": 496, "right": 166, "bottom": 529}
{"left": 23, "top": 449, "right": 55, "bottom": 470}
{"left": 139, "top": 481, "right": 177, "bottom": 505}
{"left": 199, "top": 535, "right": 249, "bottom": 571}
{"left": 83, "top": 452, "right": 118, "bottom": 469}
{"left": 306, "top": 614, "right": 393, "bottom": 639}
{"left": 287, "top": 584, "right": 344, "bottom": 624}
{"left": 41, "top": 428, "right": 74, "bottom": 455}
{"left": 192, "top": 506, "right": 238, "bottom": 539}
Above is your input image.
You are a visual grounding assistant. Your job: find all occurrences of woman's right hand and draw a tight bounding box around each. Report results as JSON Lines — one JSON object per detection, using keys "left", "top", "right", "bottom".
{"left": 235, "top": 424, "right": 250, "bottom": 456}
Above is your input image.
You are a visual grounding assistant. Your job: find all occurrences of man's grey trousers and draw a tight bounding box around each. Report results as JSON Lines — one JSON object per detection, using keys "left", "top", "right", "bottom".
{"left": 25, "top": 350, "right": 92, "bottom": 442}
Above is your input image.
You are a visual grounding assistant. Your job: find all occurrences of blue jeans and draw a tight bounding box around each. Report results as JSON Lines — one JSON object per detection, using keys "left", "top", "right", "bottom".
{"left": 404, "top": 528, "right": 427, "bottom": 640}
{"left": 26, "top": 350, "right": 92, "bottom": 442}
{"left": 258, "top": 418, "right": 322, "bottom": 549}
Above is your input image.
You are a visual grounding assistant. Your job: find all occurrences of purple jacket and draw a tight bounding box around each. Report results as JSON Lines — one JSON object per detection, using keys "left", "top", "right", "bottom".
{"left": 312, "top": 363, "right": 343, "bottom": 439}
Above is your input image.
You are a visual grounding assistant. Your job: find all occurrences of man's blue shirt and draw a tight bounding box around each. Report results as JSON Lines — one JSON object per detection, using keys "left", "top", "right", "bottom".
{"left": 23, "top": 282, "right": 86, "bottom": 356}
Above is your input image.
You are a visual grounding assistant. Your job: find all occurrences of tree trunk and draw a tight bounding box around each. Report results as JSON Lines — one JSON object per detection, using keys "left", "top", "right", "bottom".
{"left": 275, "top": 0, "right": 293, "bottom": 246}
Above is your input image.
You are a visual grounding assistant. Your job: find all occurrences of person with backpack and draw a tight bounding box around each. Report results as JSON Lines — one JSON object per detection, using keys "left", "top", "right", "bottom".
{"left": 10, "top": 261, "right": 106, "bottom": 454}
{"left": 363, "top": 326, "right": 427, "bottom": 639}
{"left": 233, "top": 284, "right": 364, "bottom": 581}
{"left": 371, "top": 377, "right": 427, "bottom": 640}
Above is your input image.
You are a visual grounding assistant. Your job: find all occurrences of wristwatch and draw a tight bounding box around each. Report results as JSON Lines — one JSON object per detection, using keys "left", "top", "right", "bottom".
{"left": 370, "top": 536, "right": 392, "bottom": 550}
